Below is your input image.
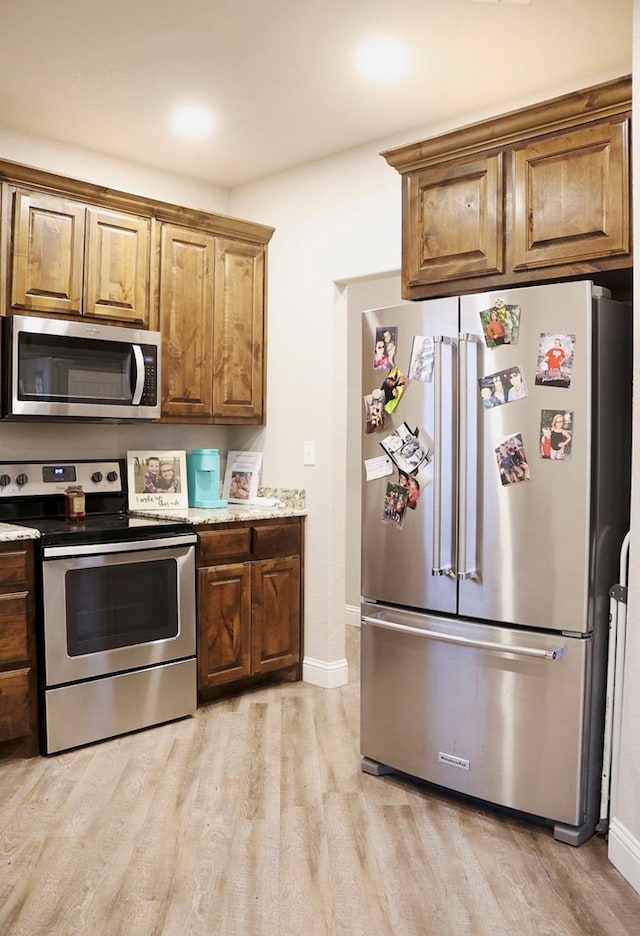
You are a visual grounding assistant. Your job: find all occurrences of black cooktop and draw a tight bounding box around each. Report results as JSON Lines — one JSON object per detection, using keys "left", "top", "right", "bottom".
{"left": 13, "top": 512, "right": 193, "bottom": 547}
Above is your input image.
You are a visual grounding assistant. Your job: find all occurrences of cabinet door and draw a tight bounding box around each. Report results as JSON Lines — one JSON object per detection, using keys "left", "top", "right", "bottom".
{"left": 84, "top": 207, "right": 150, "bottom": 324}
{"left": 11, "top": 189, "right": 85, "bottom": 315}
{"left": 251, "top": 556, "right": 301, "bottom": 675}
{"left": 212, "top": 238, "right": 265, "bottom": 422}
{"left": 158, "top": 224, "right": 215, "bottom": 418}
{"left": 512, "top": 117, "right": 630, "bottom": 270}
{"left": 0, "top": 542, "right": 36, "bottom": 747}
{"left": 404, "top": 153, "right": 504, "bottom": 288}
{"left": 197, "top": 562, "right": 251, "bottom": 688}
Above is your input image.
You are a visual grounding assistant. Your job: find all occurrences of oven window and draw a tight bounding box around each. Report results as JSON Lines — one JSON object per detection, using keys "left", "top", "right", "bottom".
{"left": 65, "top": 558, "right": 178, "bottom": 655}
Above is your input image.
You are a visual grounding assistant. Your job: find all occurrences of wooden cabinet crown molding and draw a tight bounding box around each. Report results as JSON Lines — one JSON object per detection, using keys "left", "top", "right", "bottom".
{"left": 0, "top": 158, "right": 274, "bottom": 246}
{"left": 381, "top": 75, "right": 631, "bottom": 173}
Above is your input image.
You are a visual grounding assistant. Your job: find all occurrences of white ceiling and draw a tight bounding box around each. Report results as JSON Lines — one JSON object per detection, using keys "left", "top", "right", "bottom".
{"left": 0, "top": 0, "right": 632, "bottom": 189}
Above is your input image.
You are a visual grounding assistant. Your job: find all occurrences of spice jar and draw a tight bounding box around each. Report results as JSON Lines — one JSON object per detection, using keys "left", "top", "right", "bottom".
{"left": 64, "top": 485, "right": 85, "bottom": 521}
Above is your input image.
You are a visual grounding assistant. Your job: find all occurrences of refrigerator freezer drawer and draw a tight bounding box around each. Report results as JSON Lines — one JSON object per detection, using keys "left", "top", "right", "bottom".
{"left": 360, "top": 605, "right": 591, "bottom": 827}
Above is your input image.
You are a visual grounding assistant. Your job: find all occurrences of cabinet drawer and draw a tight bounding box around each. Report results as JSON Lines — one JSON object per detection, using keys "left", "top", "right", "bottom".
{"left": 0, "top": 668, "right": 31, "bottom": 742}
{"left": 198, "top": 528, "right": 252, "bottom": 564}
{"left": 252, "top": 522, "right": 301, "bottom": 558}
{"left": 0, "top": 592, "right": 29, "bottom": 664}
{"left": 0, "top": 547, "right": 30, "bottom": 587}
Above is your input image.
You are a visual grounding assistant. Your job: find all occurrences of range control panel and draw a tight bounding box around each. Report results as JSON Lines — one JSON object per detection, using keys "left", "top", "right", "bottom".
{"left": 0, "top": 461, "right": 123, "bottom": 497}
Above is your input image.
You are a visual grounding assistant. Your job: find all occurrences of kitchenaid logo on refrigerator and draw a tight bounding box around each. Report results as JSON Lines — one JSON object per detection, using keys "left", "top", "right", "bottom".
{"left": 438, "top": 752, "right": 470, "bottom": 771}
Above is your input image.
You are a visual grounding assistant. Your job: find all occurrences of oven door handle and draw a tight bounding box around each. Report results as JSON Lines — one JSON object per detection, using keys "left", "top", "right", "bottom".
{"left": 42, "top": 532, "right": 197, "bottom": 559}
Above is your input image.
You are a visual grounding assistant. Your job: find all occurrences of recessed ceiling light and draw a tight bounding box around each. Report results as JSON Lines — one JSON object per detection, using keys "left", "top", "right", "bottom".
{"left": 171, "top": 104, "right": 215, "bottom": 140}
{"left": 355, "top": 37, "right": 410, "bottom": 83}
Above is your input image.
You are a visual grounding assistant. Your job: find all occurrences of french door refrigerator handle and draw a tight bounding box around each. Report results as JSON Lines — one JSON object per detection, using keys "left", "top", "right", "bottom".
{"left": 457, "top": 333, "right": 479, "bottom": 582}
{"left": 361, "top": 616, "right": 566, "bottom": 661}
{"left": 432, "top": 336, "right": 455, "bottom": 578}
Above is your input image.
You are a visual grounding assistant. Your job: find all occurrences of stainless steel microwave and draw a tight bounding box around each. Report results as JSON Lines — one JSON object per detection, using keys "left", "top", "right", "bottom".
{"left": 1, "top": 315, "right": 161, "bottom": 421}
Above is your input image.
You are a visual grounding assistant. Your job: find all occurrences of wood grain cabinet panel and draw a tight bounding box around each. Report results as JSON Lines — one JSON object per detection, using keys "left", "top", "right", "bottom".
{"left": 512, "top": 118, "right": 630, "bottom": 270}
{"left": 212, "top": 238, "right": 265, "bottom": 422}
{"left": 196, "top": 518, "right": 304, "bottom": 698}
{"left": 11, "top": 189, "right": 85, "bottom": 315}
{"left": 0, "top": 541, "right": 37, "bottom": 753}
{"left": 197, "top": 562, "right": 252, "bottom": 687}
{"left": 405, "top": 153, "right": 503, "bottom": 287}
{"left": 157, "top": 224, "right": 215, "bottom": 418}
{"left": 0, "top": 591, "right": 30, "bottom": 663}
{"left": 251, "top": 556, "right": 301, "bottom": 675}
{"left": 0, "top": 669, "right": 31, "bottom": 742}
{"left": 84, "top": 206, "right": 150, "bottom": 323}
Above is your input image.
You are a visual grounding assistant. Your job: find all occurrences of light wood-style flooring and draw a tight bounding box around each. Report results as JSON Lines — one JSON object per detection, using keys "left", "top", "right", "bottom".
{"left": 1, "top": 625, "right": 640, "bottom": 935}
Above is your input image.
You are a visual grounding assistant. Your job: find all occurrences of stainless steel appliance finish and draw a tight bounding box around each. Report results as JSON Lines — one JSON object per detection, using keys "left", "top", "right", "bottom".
{"left": 0, "top": 459, "right": 197, "bottom": 754}
{"left": 42, "top": 534, "right": 196, "bottom": 685}
{"left": 2, "top": 314, "right": 161, "bottom": 420}
{"left": 44, "top": 659, "right": 197, "bottom": 755}
{"left": 41, "top": 532, "right": 196, "bottom": 754}
{"left": 360, "top": 281, "right": 632, "bottom": 845}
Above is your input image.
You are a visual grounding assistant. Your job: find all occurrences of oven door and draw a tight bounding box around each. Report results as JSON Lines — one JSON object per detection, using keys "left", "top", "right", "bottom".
{"left": 41, "top": 533, "right": 196, "bottom": 687}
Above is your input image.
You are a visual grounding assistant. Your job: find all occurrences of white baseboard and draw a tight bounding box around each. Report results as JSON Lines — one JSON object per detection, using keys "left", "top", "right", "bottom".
{"left": 302, "top": 655, "right": 349, "bottom": 688}
{"left": 608, "top": 817, "right": 640, "bottom": 896}
{"left": 345, "top": 604, "right": 361, "bottom": 625}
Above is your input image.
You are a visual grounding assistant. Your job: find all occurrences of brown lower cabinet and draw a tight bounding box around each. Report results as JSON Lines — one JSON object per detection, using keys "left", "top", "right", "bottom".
{"left": 0, "top": 539, "right": 38, "bottom": 756}
{"left": 196, "top": 517, "right": 304, "bottom": 699}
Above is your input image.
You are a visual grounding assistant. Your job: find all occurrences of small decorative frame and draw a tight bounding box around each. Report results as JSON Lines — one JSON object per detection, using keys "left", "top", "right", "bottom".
{"left": 127, "top": 450, "right": 188, "bottom": 511}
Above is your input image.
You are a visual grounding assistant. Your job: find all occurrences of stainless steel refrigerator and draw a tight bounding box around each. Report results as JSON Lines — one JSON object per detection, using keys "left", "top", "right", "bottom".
{"left": 360, "top": 280, "right": 631, "bottom": 845}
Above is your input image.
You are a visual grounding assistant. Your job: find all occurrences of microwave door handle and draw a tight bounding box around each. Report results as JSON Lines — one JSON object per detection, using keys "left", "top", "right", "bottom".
{"left": 131, "top": 345, "right": 145, "bottom": 404}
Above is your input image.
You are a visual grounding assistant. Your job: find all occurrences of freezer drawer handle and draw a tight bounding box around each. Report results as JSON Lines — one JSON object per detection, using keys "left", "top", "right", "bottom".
{"left": 362, "top": 615, "right": 566, "bottom": 660}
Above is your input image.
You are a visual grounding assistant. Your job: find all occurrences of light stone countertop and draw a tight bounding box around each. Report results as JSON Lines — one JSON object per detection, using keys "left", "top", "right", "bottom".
{"left": 0, "top": 522, "right": 40, "bottom": 542}
{"left": 131, "top": 488, "right": 307, "bottom": 525}
{"left": 0, "top": 488, "right": 306, "bottom": 541}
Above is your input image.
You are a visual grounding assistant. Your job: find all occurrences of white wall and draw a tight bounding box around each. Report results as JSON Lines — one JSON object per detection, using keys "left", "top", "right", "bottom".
{"left": 0, "top": 127, "right": 230, "bottom": 213}
{"left": 606, "top": 0, "right": 640, "bottom": 894}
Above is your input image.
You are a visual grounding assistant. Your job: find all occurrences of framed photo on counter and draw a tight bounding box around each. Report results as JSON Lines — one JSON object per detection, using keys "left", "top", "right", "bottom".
{"left": 127, "top": 450, "right": 188, "bottom": 510}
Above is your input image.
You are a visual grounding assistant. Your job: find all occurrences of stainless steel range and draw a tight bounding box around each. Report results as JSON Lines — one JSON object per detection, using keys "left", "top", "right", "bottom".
{"left": 0, "top": 459, "right": 197, "bottom": 754}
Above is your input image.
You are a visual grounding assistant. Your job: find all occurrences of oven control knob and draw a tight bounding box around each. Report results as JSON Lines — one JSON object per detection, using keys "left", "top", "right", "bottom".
{"left": 106, "top": 471, "right": 118, "bottom": 483}
{"left": 0, "top": 474, "right": 10, "bottom": 487}
{"left": 15, "top": 473, "right": 28, "bottom": 487}
{"left": 91, "top": 472, "right": 103, "bottom": 483}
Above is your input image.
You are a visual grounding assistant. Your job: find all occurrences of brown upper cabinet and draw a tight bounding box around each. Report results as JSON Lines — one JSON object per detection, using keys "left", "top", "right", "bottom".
{"left": 382, "top": 76, "right": 631, "bottom": 299}
{"left": 8, "top": 187, "right": 150, "bottom": 324}
{"left": 0, "top": 158, "right": 274, "bottom": 424}
{"left": 155, "top": 224, "right": 267, "bottom": 424}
